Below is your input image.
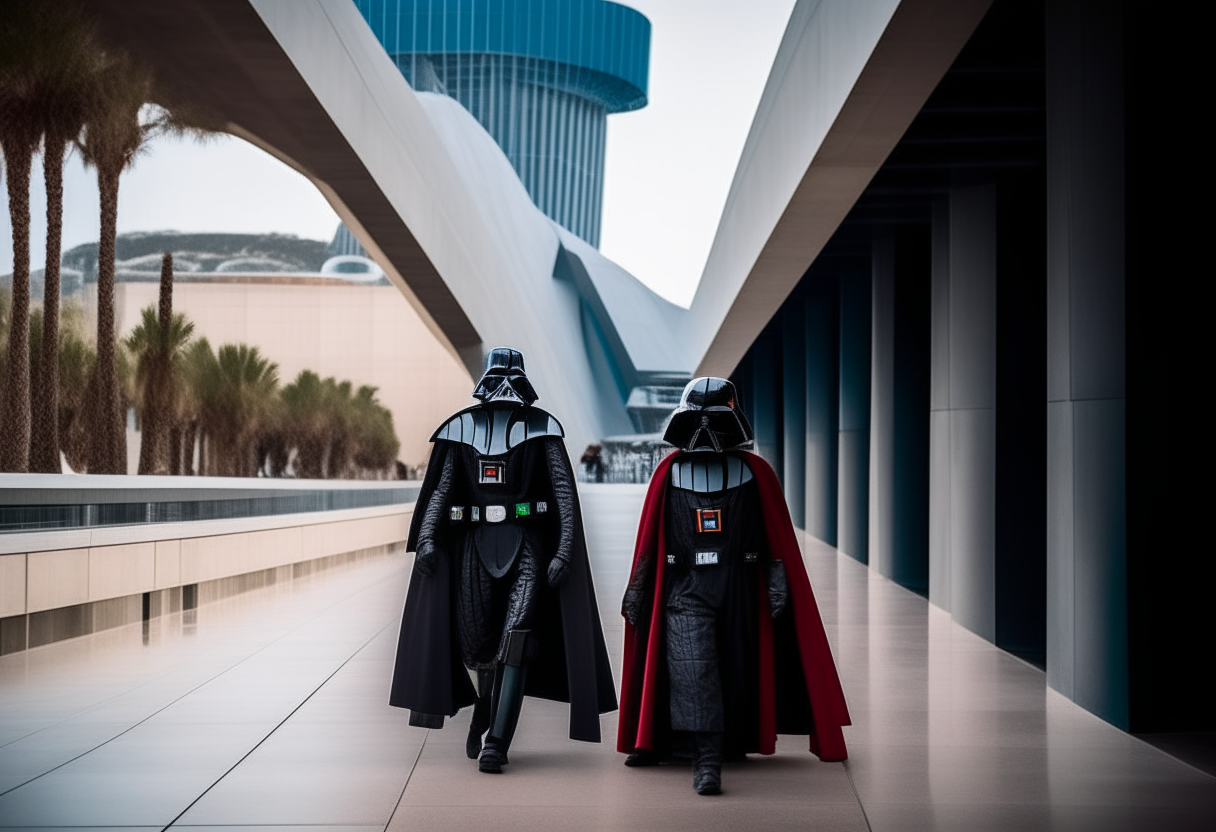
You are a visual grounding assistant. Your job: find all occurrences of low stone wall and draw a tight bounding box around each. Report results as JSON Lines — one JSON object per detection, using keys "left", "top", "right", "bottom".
{"left": 0, "top": 503, "right": 413, "bottom": 655}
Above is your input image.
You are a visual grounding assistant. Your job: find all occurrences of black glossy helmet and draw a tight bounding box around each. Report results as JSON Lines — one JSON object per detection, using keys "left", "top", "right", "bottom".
{"left": 662, "top": 377, "right": 754, "bottom": 452}
{"left": 472, "top": 347, "right": 538, "bottom": 404}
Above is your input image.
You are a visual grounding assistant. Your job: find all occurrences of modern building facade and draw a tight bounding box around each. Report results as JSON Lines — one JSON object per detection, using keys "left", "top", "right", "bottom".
{"left": 81, "top": 0, "right": 1212, "bottom": 749}
{"left": 352, "top": 0, "right": 650, "bottom": 247}
{"left": 727, "top": 0, "right": 1212, "bottom": 739}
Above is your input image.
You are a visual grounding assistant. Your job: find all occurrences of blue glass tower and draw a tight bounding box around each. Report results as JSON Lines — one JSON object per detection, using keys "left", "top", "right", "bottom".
{"left": 353, "top": 0, "right": 651, "bottom": 247}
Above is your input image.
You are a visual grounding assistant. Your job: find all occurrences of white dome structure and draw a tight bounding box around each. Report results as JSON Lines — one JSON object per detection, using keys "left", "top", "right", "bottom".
{"left": 320, "top": 254, "right": 385, "bottom": 282}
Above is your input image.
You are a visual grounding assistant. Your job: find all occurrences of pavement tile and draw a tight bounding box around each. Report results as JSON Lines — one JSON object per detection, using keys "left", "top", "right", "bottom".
{"left": 1, "top": 489, "right": 1213, "bottom": 831}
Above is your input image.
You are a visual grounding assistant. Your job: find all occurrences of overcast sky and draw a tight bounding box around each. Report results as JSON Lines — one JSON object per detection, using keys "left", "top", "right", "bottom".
{"left": 1, "top": 0, "right": 795, "bottom": 308}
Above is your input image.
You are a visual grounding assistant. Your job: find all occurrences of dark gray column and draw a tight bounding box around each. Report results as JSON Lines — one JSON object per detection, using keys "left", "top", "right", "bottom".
{"left": 868, "top": 235, "right": 896, "bottom": 579}
{"left": 805, "top": 281, "right": 839, "bottom": 545}
{"left": 750, "top": 335, "right": 783, "bottom": 480}
{"left": 869, "top": 229, "right": 931, "bottom": 592}
{"left": 837, "top": 271, "right": 870, "bottom": 563}
{"left": 1046, "top": 0, "right": 1127, "bottom": 729}
{"left": 947, "top": 184, "right": 998, "bottom": 640}
{"left": 782, "top": 304, "right": 807, "bottom": 528}
{"left": 994, "top": 175, "right": 1047, "bottom": 667}
{"left": 929, "top": 201, "right": 952, "bottom": 609}
{"left": 892, "top": 227, "right": 930, "bottom": 594}
{"left": 931, "top": 177, "right": 1047, "bottom": 659}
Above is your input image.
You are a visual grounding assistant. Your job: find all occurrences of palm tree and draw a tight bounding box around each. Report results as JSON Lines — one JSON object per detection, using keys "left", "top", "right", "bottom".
{"left": 4, "top": 292, "right": 95, "bottom": 473}
{"left": 203, "top": 344, "right": 278, "bottom": 477}
{"left": 349, "top": 384, "right": 400, "bottom": 478}
{"left": 29, "top": 3, "right": 102, "bottom": 473}
{"left": 323, "top": 378, "right": 355, "bottom": 478}
{"left": 178, "top": 337, "right": 218, "bottom": 476}
{"left": 276, "top": 374, "right": 399, "bottom": 480}
{"left": 0, "top": 0, "right": 48, "bottom": 471}
{"left": 74, "top": 49, "right": 155, "bottom": 474}
{"left": 280, "top": 370, "right": 330, "bottom": 479}
{"left": 53, "top": 301, "right": 95, "bottom": 473}
{"left": 125, "top": 254, "right": 194, "bottom": 475}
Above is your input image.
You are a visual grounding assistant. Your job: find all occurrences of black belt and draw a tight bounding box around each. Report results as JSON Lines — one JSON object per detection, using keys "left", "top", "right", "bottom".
{"left": 449, "top": 500, "right": 549, "bottom": 524}
{"left": 665, "top": 549, "right": 760, "bottom": 568}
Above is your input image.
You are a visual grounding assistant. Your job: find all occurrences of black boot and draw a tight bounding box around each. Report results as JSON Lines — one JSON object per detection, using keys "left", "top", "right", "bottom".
{"left": 479, "top": 631, "right": 531, "bottom": 774}
{"left": 479, "top": 663, "right": 524, "bottom": 773}
{"left": 466, "top": 669, "right": 494, "bottom": 760}
{"left": 624, "top": 749, "right": 661, "bottom": 767}
{"left": 478, "top": 735, "right": 509, "bottom": 773}
{"left": 692, "top": 732, "right": 723, "bottom": 795}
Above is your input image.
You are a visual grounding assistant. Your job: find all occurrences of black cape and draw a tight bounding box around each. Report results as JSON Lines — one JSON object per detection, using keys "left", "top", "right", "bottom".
{"left": 389, "top": 435, "right": 617, "bottom": 742}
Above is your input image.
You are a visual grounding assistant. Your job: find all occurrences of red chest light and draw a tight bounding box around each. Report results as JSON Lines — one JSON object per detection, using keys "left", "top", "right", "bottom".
{"left": 696, "top": 508, "right": 723, "bottom": 533}
{"left": 479, "top": 460, "right": 507, "bottom": 484}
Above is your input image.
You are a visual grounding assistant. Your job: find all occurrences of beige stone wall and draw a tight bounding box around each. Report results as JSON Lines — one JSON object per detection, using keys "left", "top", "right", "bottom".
{"left": 0, "top": 506, "right": 411, "bottom": 618}
{"left": 109, "top": 279, "right": 473, "bottom": 466}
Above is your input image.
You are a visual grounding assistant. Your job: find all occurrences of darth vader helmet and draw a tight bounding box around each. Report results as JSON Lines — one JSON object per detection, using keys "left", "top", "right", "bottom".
{"left": 472, "top": 347, "right": 538, "bottom": 405}
{"left": 662, "top": 377, "right": 754, "bottom": 452}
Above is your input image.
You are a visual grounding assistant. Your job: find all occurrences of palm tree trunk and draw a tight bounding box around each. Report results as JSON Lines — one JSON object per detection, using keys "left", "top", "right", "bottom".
{"left": 168, "top": 423, "right": 179, "bottom": 475}
{"left": 201, "top": 431, "right": 213, "bottom": 477}
{"left": 1, "top": 140, "right": 33, "bottom": 473}
{"left": 31, "top": 134, "right": 67, "bottom": 473}
{"left": 137, "top": 354, "right": 168, "bottom": 475}
{"left": 138, "top": 253, "right": 174, "bottom": 475}
{"left": 183, "top": 420, "right": 198, "bottom": 475}
{"left": 91, "top": 164, "right": 123, "bottom": 474}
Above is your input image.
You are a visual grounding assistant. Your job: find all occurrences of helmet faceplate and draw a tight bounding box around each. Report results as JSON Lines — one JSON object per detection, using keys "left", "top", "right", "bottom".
{"left": 472, "top": 347, "right": 538, "bottom": 404}
{"left": 662, "top": 377, "right": 754, "bottom": 452}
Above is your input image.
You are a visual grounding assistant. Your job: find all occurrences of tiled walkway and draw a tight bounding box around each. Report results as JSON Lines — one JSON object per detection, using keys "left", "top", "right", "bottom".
{"left": 1, "top": 484, "right": 1212, "bottom": 831}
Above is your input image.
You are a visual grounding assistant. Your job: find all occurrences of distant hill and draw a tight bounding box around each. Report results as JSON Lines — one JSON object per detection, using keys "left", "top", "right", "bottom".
{"left": 62, "top": 231, "right": 333, "bottom": 277}
{"left": 3, "top": 231, "right": 334, "bottom": 298}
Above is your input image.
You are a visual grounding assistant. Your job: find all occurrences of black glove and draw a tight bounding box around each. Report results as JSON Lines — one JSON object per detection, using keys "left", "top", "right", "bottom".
{"left": 622, "top": 586, "right": 646, "bottom": 627}
{"left": 415, "top": 540, "right": 441, "bottom": 577}
{"left": 547, "top": 556, "right": 570, "bottom": 588}
{"left": 768, "top": 560, "right": 789, "bottom": 619}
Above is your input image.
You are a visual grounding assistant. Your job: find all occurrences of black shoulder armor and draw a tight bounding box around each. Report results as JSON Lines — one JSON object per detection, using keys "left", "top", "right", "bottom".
{"left": 670, "top": 452, "right": 754, "bottom": 493}
{"left": 430, "top": 403, "right": 564, "bottom": 456}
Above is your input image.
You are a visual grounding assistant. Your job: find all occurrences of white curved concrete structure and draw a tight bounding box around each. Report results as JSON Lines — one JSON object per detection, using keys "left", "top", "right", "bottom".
{"left": 88, "top": 0, "right": 985, "bottom": 453}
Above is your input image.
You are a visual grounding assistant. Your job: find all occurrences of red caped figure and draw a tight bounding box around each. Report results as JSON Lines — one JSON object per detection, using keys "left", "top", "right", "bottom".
{"left": 617, "top": 377, "right": 850, "bottom": 795}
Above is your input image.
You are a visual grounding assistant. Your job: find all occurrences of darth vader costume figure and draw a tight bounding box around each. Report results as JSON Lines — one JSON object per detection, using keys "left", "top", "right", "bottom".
{"left": 617, "top": 377, "right": 850, "bottom": 795}
{"left": 390, "top": 348, "right": 616, "bottom": 773}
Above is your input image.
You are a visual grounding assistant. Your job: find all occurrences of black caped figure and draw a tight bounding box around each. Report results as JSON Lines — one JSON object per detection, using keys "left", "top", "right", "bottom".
{"left": 617, "top": 377, "right": 850, "bottom": 796}
{"left": 390, "top": 348, "right": 617, "bottom": 773}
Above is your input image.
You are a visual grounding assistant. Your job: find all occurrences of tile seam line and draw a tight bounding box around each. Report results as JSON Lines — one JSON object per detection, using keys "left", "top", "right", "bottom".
{"left": 0, "top": 555, "right": 399, "bottom": 753}
{"left": 842, "top": 759, "right": 875, "bottom": 832}
{"left": 160, "top": 617, "right": 398, "bottom": 831}
{"left": 383, "top": 726, "right": 430, "bottom": 831}
{"left": 0, "top": 554, "right": 404, "bottom": 764}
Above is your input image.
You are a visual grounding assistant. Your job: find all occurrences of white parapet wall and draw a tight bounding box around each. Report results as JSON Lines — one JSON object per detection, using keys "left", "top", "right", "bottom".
{"left": 0, "top": 505, "right": 412, "bottom": 620}
{"left": 0, "top": 476, "right": 417, "bottom": 654}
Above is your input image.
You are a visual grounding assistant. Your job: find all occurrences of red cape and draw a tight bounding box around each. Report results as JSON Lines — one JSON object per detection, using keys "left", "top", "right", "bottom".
{"left": 616, "top": 450, "right": 850, "bottom": 761}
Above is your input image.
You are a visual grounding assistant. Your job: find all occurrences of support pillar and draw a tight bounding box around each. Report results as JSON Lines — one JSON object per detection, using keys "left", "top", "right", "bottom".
{"left": 994, "top": 174, "right": 1047, "bottom": 666}
{"left": 805, "top": 280, "right": 839, "bottom": 545}
{"left": 1046, "top": 0, "right": 1127, "bottom": 728}
{"left": 945, "top": 184, "right": 998, "bottom": 640}
{"left": 869, "top": 236, "right": 896, "bottom": 579}
{"left": 837, "top": 271, "right": 870, "bottom": 563}
{"left": 749, "top": 334, "right": 782, "bottom": 480}
{"left": 929, "top": 201, "right": 952, "bottom": 610}
{"left": 782, "top": 303, "right": 807, "bottom": 528}
{"left": 869, "top": 228, "right": 930, "bottom": 593}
